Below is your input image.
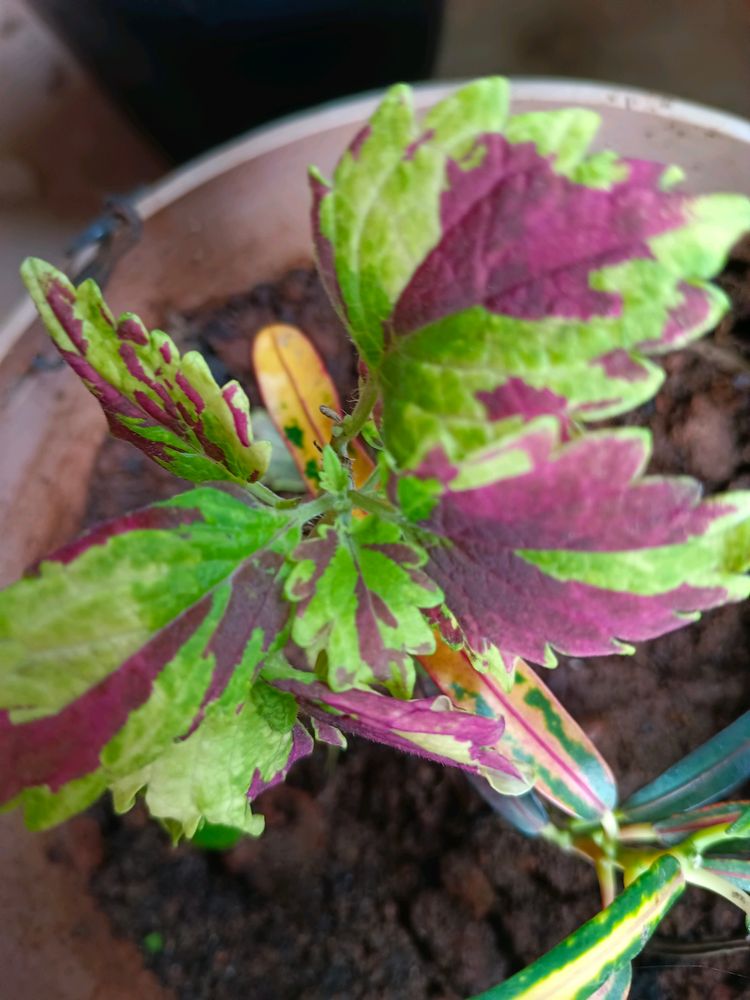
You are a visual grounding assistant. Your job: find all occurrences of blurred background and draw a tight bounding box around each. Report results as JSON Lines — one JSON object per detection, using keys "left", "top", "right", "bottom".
{"left": 2, "top": 0, "right": 750, "bottom": 318}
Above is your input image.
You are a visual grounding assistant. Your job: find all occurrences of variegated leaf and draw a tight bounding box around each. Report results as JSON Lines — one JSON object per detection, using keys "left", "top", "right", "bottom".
{"left": 312, "top": 79, "right": 750, "bottom": 467}
{"left": 0, "top": 488, "right": 299, "bottom": 835}
{"left": 285, "top": 514, "right": 441, "bottom": 694}
{"left": 621, "top": 710, "right": 750, "bottom": 822}
{"left": 651, "top": 801, "right": 750, "bottom": 845}
{"left": 410, "top": 423, "right": 750, "bottom": 669}
{"left": 471, "top": 856, "right": 683, "bottom": 999}
{"left": 586, "top": 964, "right": 631, "bottom": 999}
{"left": 702, "top": 856, "right": 750, "bottom": 891}
{"left": 274, "top": 677, "right": 528, "bottom": 795}
{"left": 22, "top": 259, "right": 271, "bottom": 484}
{"left": 420, "top": 637, "right": 615, "bottom": 819}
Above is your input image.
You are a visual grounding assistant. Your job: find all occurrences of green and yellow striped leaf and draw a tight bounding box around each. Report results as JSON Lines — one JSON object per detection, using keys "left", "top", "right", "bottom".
{"left": 471, "top": 856, "right": 684, "bottom": 999}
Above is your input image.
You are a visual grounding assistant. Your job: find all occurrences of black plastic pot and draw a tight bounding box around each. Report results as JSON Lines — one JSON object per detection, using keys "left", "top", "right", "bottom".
{"left": 29, "top": 0, "right": 443, "bottom": 162}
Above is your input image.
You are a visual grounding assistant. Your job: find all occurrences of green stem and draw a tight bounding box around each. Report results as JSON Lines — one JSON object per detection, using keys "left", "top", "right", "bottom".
{"left": 617, "top": 822, "right": 659, "bottom": 844}
{"left": 332, "top": 376, "right": 379, "bottom": 457}
{"left": 596, "top": 859, "right": 617, "bottom": 908}
{"left": 683, "top": 864, "right": 750, "bottom": 922}
{"left": 348, "top": 490, "right": 400, "bottom": 522}
{"left": 673, "top": 821, "right": 735, "bottom": 861}
{"left": 356, "top": 465, "right": 382, "bottom": 493}
{"left": 286, "top": 494, "right": 335, "bottom": 529}
{"left": 247, "top": 480, "right": 302, "bottom": 510}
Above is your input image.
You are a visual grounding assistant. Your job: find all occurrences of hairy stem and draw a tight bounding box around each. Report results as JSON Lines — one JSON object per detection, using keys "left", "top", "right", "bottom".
{"left": 332, "top": 376, "right": 379, "bottom": 457}
{"left": 286, "top": 494, "right": 335, "bottom": 529}
{"left": 347, "top": 490, "right": 400, "bottom": 522}
{"left": 247, "top": 480, "right": 301, "bottom": 509}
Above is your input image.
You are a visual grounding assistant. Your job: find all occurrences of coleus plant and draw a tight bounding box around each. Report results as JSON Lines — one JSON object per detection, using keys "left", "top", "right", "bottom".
{"left": 3, "top": 77, "right": 750, "bottom": 996}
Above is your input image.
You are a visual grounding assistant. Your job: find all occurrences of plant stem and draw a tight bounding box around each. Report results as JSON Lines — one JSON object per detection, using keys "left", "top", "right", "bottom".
{"left": 286, "top": 494, "right": 335, "bottom": 529}
{"left": 596, "top": 860, "right": 617, "bottom": 908}
{"left": 247, "top": 480, "right": 301, "bottom": 509}
{"left": 617, "top": 822, "right": 659, "bottom": 844}
{"left": 673, "top": 821, "right": 735, "bottom": 860}
{"left": 332, "top": 376, "right": 378, "bottom": 457}
{"left": 347, "top": 490, "right": 400, "bottom": 522}
{"left": 683, "top": 864, "right": 750, "bottom": 922}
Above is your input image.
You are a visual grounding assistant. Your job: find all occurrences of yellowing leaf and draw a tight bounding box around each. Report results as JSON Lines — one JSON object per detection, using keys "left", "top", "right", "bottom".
{"left": 253, "top": 323, "right": 373, "bottom": 492}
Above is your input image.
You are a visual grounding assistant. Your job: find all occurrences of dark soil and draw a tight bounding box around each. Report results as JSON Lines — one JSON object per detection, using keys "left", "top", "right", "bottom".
{"left": 84, "top": 250, "right": 750, "bottom": 999}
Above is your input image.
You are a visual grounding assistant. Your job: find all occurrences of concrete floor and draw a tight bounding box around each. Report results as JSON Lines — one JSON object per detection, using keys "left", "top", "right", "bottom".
{"left": 0, "top": 0, "right": 164, "bottom": 317}
{"left": 2, "top": 0, "right": 750, "bottom": 321}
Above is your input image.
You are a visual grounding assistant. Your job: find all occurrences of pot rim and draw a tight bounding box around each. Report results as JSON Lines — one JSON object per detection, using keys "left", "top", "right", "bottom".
{"left": 3, "top": 76, "right": 750, "bottom": 354}
{"left": 138, "top": 76, "right": 750, "bottom": 220}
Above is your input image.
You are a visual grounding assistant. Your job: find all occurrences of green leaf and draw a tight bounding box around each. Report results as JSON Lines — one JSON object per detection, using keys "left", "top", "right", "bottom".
{"left": 21, "top": 258, "right": 271, "bottom": 484}
{"left": 1, "top": 489, "right": 289, "bottom": 718}
{"left": 313, "top": 80, "right": 750, "bottom": 468}
{"left": 620, "top": 711, "right": 750, "bottom": 822}
{"left": 190, "top": 822, "right": 244, "bottom": 851}
{"left": 285, "top": 514, "right": 442, "bottom": 693}
{"left": 112, "top": 681, "right": 299, "bottom": 841}
{"left": 397, "top": 475, "right": 441, "bottom": 522}
{"left": 318, "top": 445, "right": 350, "bottom": 494}
{"left": 471, "top": 856, "right": 684, "bottom": 999}
{"left": 702, "top": 856, "right": 750, "bottom": 891}
{"left": 414, "top": 422, "right": 750, "bottom": 671}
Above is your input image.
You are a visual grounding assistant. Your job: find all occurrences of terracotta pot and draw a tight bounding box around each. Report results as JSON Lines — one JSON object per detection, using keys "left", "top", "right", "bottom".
{"left": 1, "top": 79, "right": 750, "bottom": 998}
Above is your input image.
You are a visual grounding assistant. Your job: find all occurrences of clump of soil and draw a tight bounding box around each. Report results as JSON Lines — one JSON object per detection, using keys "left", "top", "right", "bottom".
{"left": 85, "top": 243, "right": 750, "bottom": 999}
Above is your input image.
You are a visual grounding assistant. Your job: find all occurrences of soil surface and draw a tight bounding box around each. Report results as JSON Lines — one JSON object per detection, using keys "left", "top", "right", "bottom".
{"left": 81, "top": 252, "right": 750, "bottom": 999}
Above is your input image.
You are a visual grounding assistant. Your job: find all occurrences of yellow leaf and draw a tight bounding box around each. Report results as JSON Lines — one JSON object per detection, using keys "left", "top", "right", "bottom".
{"left": 253, "top": 324, "right": 373, "bottom": 494}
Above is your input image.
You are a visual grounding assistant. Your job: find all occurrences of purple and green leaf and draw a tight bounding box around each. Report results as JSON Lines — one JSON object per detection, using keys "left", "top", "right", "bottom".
{"left": 274, "top": 676, "right": 528, "bottom": 795}
{"left": 0, "top": 487, "right": 300, "bottom": 834}
{"left": 21, "top": 259, "right": 271, "bottom": 484}
{"left": 420, "top": 638, "right": 616, "bottom": 820}
{"left": 412, "top": 423, "right": 750, "bottom": 668}
{"left": 312, "top": 78, "right": 510, "bottom": 367}
{"left": 313, "top": 81, "right": 750, "bottom": 467}
{"left": 285, "top": 513, "right": 442, "bottom": 694}
{"left": 728, "top": 805, "right": 750, "bottom": 836}
{"left": 471, "top": 855, "right": 683, "bottom": 999}
{"left": 620, "top": 710, "right": 750, "bottom": 823}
